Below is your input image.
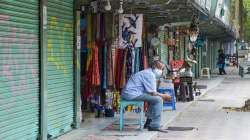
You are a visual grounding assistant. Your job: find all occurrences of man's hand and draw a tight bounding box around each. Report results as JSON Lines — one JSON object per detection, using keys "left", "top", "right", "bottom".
{"left": 159, "top": 93, "right": 172, "bottom": 101}
{"left": 151, "top": 92, "right": 172, "bottom": 101}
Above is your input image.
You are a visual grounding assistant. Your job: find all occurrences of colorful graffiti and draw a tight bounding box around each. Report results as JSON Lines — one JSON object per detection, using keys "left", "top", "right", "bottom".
{"left": 0, "top": 14, "right": 39, "bottom": 104}
{"left": 48, "top": 16, "right": 73, "bottom": 76}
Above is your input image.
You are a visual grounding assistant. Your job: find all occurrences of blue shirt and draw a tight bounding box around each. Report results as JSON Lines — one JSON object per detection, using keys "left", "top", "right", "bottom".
{"left": 122, "top": 68, "right": 157, "bottom": 100}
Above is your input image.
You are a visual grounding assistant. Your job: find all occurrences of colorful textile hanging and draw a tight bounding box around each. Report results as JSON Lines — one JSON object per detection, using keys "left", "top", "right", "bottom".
{"left": 86, "top": 14, "right": 94, "bottom": 71}
{"left": 97, "top": 13, "right": 108, "bottom": 89}
{"left": 143, "top": 44, "right": 149, "bottom": 69}
{"left": 100, "top": 13, "right": 105, "bottom": 40}
{"left": 107, "top": 45, "right": 114, "bottom": 87}
{"left": 80, "top": 14, "right": 88, "bottom": 76}
{"left": 120, "top": 48, "right": 127, "bottom": 89}
{"left": 126, "top": 47, "right": 133, "bottom": 80}
{"left": 81, "top": 48, "right": 88, "bottom": 76}
{"left": 114, "top": 49, "right": 124, "bottom": 89}
{"left": 134, "top": 47, "right": 140, "bottom": 73}
{"left": 91, "top": 47, "right": 101, "bottom": 86}
{"left": 118, "top": 14, "right": 143, "bottom": 48}
{"left": 102, "top": 44, "right": 108, "bottom": 89}
{"left": 83, "top": 85, "right": 93, "bottom": 101}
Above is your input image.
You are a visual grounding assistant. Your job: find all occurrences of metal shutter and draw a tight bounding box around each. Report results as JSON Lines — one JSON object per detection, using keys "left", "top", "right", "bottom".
{"left": 0, "top": 0, "right": 40, "bottom": 140}
{"left": 47, "top": 0, "right": 74, "bottom": 138}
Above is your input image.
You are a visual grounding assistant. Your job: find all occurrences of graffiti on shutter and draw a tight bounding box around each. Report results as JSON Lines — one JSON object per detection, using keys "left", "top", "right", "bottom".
{"left": 0, "top": 14, "right": 38, "bottom": 98}
{"left": 48, "top": 16, "right": 73, "bottom": 76}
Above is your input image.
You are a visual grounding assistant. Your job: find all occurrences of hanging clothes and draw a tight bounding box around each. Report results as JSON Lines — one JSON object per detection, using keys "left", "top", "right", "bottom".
{"left": 96, "top": 14, "right": 100, "bottom": 40}
{"left": 114, "top": 48, "right": 129, "bottom": 89}
{"left": 107, "top": 44, "right": 114, "bottom": 87}
{"left": 91, "top": 47, "right": 101, "bottom": 86}
{"left": 139, "top": 47, "right": 144, "bottom": 70}
{"left": 126, "top": 47, "right": 133, "bottom": 81}
{"left": 99, "top": 13, "right": 109, "bottom": 89}
{"left": 86, "top": 14, "right": 94, "bottom": 71}
{"left": 81, "top": 48, "right": 89, "bottom": 76}
{"left": 83, "top": 85, "right": 92, "bottom": 102}
{"left": 102, "top": 43, "right": 108, "bottom": 89}
{"left": 134, "top": 47, "right": 140, "bottom": 73}
{"left": 114, "top": 49, "right": 119, "bottom": 89}
{"left": 100, "top": 13, "right": 105, "bottom": 40}
{"left": 114, "top": 49, "right": 123, "bottom": 89}
{"left": 131, "top": 48, "right": 135, "bottom": 74}
{"left": 120, "top": 48, "right": 128, "bottom": 88}
{"left": 143, "top": 44, "right": 149, "bottom": 69}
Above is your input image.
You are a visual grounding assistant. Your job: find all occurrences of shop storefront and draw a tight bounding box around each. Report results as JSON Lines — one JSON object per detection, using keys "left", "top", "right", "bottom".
{"left": 0, "top": 0, "right": 237, "bottom": 140}
{"left": 77, "top": 0, "right": 214, "bottom": 122}
{"left": 79, "top": 12, "right": 151, "bottom": 122}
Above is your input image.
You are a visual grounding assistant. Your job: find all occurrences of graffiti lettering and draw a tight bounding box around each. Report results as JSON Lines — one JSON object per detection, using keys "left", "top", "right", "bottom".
{"left": 0, "top": 14, "right": 9, "bottom": 23}
{"left": 48, "top": 16, "right": 73, "bottom": 76}
{"left": 0, "top": 14, "right": 38, "bottom": 98}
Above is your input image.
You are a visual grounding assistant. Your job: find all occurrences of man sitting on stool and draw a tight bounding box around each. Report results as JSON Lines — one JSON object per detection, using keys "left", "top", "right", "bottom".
{"left": 121, "top": 60, "right": 171, "bottom": 132}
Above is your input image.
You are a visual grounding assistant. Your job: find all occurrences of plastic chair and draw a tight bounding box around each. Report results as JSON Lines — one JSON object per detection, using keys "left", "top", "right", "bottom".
{"left": 119, "top": 100, "right": 144, "bottom": 131}
{"left": 201, "top": 67, "right": 210, "bottom": 79}
{"left": 158, "top": 88, "right": 176, "bottom": 110}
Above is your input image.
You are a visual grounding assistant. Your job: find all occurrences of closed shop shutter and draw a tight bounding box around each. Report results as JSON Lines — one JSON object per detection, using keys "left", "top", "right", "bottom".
{"left": 47, "top": 0, "right": 74, "bottom": 138}
{"left": 0, "top": 0, "right": 40, "bottom": 140}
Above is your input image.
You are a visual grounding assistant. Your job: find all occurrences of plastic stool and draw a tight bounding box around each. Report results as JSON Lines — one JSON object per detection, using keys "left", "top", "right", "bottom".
{"left": 201, "top": 67, "right": 210, "bottom": 79}
{"left": 158, "top": 88, "right": 176, "bottom": 110}
{"left": 119, "top": 100, "right": 144, "bottom": 131}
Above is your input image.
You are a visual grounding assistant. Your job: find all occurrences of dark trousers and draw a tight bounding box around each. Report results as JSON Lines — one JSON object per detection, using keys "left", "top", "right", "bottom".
{"left": 219, "top": 63, "right": 226, "bottom": 75}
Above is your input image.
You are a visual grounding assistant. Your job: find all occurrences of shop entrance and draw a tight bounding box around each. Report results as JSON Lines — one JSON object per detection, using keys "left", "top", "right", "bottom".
{"left": 79, "top": 13, "right": 118, "bottom": 122}
{"left": 79, "top": 12, "right": 148, "bottom": 124}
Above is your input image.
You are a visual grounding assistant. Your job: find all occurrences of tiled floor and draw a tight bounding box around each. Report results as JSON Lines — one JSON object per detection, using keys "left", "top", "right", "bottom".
{"left": 55, "top": 75, "right": 224, "bottom": 140}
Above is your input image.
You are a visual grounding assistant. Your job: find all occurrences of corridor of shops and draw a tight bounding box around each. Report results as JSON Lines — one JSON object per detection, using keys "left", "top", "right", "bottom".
{"left": 1, "top": 0, "right": 250, "bottom": 140}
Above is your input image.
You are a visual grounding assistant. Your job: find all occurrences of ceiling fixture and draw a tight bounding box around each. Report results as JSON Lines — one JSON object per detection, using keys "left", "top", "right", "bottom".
{"left": 118, "top": 0, "right": 124, "bottom": 14}
{"left": 104, "top": 0, "right": 111, "bottom": 11}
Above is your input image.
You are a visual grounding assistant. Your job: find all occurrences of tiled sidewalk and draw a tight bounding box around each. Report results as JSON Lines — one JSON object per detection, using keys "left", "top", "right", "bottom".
{"left": 55, "top": 76, "right": 224, "bottom": 140}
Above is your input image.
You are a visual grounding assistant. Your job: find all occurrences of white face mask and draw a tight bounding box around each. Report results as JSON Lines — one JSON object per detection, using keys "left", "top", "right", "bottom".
{"left": 153, "top": 68, "right": 163, "bottom": 78}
